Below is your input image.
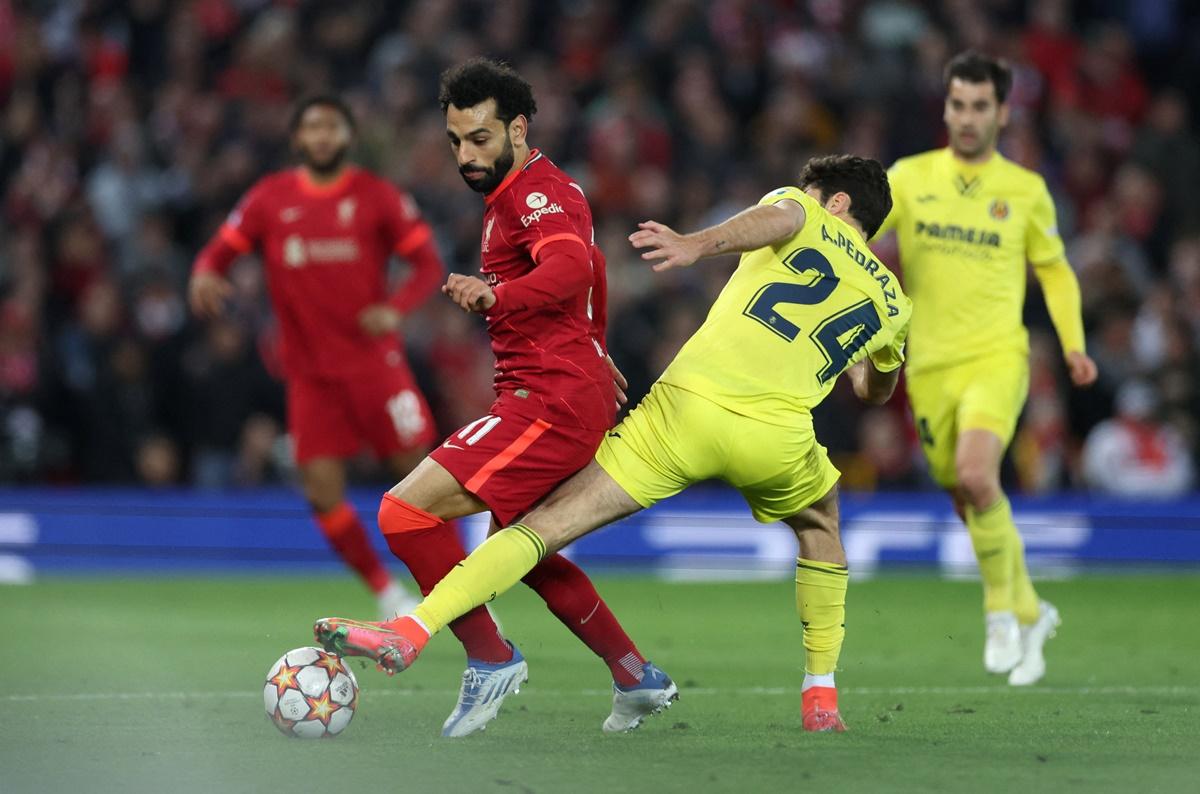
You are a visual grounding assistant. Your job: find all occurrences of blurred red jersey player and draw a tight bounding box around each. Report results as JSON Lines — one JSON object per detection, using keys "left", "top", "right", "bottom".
{"left": 190, "top": 96, "right": 443, "bottom": 619}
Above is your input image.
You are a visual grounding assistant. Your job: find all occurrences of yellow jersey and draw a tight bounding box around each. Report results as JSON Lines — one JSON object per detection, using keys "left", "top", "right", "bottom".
{"left": 659, "top": 187, "right": 913, "bottom": 427}
{"left": 876, "top": 147, "right": 1075, "bottom": 375}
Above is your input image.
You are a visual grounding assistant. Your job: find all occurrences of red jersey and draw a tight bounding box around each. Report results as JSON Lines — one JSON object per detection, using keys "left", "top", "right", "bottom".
{"left": 479, "top": 149, "right": 614, "bottom": 431}
{"left": 196, "top": 167, "right": 441, "bottom": 379}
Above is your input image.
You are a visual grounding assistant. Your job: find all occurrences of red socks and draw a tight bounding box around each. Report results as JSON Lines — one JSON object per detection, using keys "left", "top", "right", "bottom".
{"left": 378, "top": 494, "right": 512, "bottom": 663}
{"left": 314, "top": 502, "right": 391, "bottom": 594}
{"left": 522, "top": 554, "right": 647, "bottom": 687}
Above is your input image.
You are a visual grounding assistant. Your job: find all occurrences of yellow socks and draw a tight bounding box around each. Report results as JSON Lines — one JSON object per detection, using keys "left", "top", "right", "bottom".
{"left": 412, "top": 524, "right": 546, "bottom": 635}
{"left": 795, "top": 558, "right": 848, "bottom": 676}
{"left": 1010, "top": 530, "right": 1041, "bottom": 624}
{"left": 966, "top": 496, "right": 1020, "bottom": 614}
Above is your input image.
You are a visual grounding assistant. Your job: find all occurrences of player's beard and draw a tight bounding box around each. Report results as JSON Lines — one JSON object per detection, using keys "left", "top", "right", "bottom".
{"left": 951, "top": 124, "right": 996, "bottom": 160}
{"left": 460, "top": 134, "right": 515, "bottom": 194}
{"left": 301, "top": 144, "right": 349, "bottom": 177}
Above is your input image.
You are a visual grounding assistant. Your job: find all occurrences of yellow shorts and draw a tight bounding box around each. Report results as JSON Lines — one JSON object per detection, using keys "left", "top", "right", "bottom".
{"left": 905, "top": 351, "right": 1029, "bottom": 488}
{"left": 594, "top": 382, "right": 840, "bottom": 523}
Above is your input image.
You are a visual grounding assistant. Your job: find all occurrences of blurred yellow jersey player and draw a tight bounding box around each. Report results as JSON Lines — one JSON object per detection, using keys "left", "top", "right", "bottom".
{"left": 875, "top": 51, "right": 1098, "bottom": 686}
{"left": 316, "top": 155, "right": 912, "bottom": 734}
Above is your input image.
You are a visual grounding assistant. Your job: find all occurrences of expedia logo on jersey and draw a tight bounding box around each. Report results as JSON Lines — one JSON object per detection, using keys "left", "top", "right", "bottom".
{"left": 914, "top": 221, "right": 1001, "bottom": 247}
{"left": 521, "top": 192, "right": 563, "bottom": 227}
{"left": 282, "top": 234, "right": 360, "bottom": 268}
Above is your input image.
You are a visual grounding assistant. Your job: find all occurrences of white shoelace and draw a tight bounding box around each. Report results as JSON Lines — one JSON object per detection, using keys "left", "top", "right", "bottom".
{"left": 457, "top": 668, "right": 486, "bottom": 706}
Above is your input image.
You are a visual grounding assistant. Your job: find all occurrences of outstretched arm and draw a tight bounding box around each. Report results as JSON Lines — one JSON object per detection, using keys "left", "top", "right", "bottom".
{"left": 1031, "top": 256, "right": 1098, "bottom": 387}
{"left": 629, "top": 200, "right": 806, "bottom": 271}
{"left": 1026, "top": 179, "right": 1097, "bottom": 388}
{"left": 191, "top": 185, "right": 265, "bottom": 320}
{"left": 189, "top": 229, "right": 246, "bottom": 319}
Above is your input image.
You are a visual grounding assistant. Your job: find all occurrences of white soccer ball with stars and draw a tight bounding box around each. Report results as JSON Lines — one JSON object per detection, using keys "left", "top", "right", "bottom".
{"left": 263, "top": 646, "right": 359, "bottom": 738}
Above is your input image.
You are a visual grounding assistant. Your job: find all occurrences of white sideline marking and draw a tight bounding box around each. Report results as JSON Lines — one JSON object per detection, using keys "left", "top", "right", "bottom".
{"left": 5, "top": 685, "right": 1197, "bottom": 703}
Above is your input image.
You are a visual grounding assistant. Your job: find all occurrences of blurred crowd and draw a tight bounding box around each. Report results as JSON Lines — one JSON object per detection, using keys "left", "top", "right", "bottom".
{"left": 1, "top": 0, "right": 1198, "bottom": 495}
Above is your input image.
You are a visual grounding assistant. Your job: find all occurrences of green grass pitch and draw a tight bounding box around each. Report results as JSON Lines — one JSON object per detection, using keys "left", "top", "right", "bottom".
{"left": 2, "top": 573, "right": 1198, "bottom": 793}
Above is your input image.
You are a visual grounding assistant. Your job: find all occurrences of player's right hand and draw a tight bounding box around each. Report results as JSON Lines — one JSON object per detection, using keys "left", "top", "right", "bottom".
{"left": 629, "top": 221, "right": 701, "bottom": 271}
{"left": 442, "top": 273, "right": 496, "bottom": 313}
{"left": 359, "top": 304, "right": 402, "bottom": 336}
{"left": 1066, "top": 350, "right": 1099, "bottom": 387}
{"left": 189, "top": 271, "right": 233, "bottom": 319}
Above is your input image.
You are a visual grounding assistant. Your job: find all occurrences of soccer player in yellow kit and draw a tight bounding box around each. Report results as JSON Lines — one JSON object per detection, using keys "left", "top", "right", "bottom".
{"left": 875, "top": 52, "right": 1098, "bottom": 685}
{"left": 316, "top": 155, "right": 912, "bottom": 733}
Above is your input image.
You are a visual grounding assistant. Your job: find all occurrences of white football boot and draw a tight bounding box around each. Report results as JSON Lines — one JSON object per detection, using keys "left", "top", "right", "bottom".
{"left": 441, "top": 643, "right": 528, "bottom": 738}
{"left": 1008, "top": 601, "right": 1061, "bottom": 686}
{"left": 984, "top": 610, "right": 1022, "bottom": 674}
{"left": 603, "top": 662, "right": 679, "bottom": 732}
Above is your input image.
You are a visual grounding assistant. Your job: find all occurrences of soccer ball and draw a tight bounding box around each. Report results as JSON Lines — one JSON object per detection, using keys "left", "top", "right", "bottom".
{"left": 263, "top": 646, "right": 359, "bottom": 738}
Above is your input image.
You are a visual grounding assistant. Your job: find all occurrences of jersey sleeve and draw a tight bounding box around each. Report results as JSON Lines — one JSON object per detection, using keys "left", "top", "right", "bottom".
{"left": 376, "top": 181, "right": 443, "bottom": 313}
{"left": 194, "top": 180, "right": 268, "bottom": 275}
{"left": 507, "top": 181, "right": 591, "bottom": 259}
{"left": 221, "top": 180, "right": 271, "bottom": 253}
{"left": 1031, "top": 256, "right": 1086, "bottom": 355}
{"left": 868, "top": 298, "right": 911, "bottom": 373}
{"left": 1026, "top": 177, "right": 1066, "bottom": 264}
{"left": 493, "top": 180, "right": 596, "bottom": 312}
{"left": 758, "top": 185, "right": 820, "bottom": 215}
{"left": 379, "top": 181, "right": 434, "bottom": 257}
{"left": 757, "top": 186, "right": 825, "bottom": 239}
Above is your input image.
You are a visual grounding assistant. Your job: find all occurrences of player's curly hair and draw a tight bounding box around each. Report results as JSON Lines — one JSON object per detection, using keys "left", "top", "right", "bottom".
{"left": 943, "top": 50, "right": 1013, "bottom": 104}
{"left": 289, "top": 94, "right": 356, "bottom": 133}
{"left": 438, "top": 58, "right": 537, "bottom": 126}
{"left": 798, "top": 155, "right": 892, "bottom": 239}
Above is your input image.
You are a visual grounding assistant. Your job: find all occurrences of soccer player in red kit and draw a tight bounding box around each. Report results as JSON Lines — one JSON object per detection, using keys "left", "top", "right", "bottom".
{"left": 315, "top": 60, "right": 676, "bottom": 737}
{"left": 190, "top": 96, "right": 442, "bottom": 620}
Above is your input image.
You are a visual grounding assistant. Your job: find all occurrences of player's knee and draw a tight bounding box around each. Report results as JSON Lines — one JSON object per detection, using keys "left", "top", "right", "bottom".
{"left": 537, "top": 523, "right": 577, "bottom": 556}
{"left": 955, "top": 462, "right": 998, "bottom": 509}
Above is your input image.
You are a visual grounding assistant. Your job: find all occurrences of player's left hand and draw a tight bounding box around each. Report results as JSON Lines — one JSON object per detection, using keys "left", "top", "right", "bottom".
{"left": 442, "top": 273, "right": 496, "bottom": 313}
{"left": 629, "top": 221, "right": 702, "bottom": 271}
{"left": 358, "top": 305, "right": 402, "bottom": 336}
{"left": 605, "top": 355, "right": 628, "bottom": 407}
{"left": 1066, "top": 351, "right": 1098, "bottom": 387}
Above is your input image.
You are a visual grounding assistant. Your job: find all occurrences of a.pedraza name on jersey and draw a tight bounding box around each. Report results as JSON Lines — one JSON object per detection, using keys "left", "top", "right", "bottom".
{"left": 520, "top": 192, "right": 563, "bottom": 227}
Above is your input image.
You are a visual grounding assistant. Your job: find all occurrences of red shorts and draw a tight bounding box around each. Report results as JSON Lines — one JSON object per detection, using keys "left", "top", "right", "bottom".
{"left": 429, "top": 396, "right": 606, "bottom": 525}
{"left": 287, "top": 364, "right": 437, "bottom": 465}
